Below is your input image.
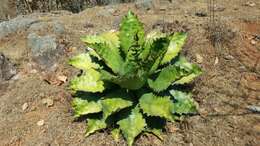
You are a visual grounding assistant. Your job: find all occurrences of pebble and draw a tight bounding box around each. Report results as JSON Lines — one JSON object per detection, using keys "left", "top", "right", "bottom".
{"left": 57, "top": 75, "right": 67, "bottom": 83}
{"left": 224, "top": 55, "right": 234, "bottom": 60}
{"left": 42, "top": 98, "right": 54, "bottom": 107}
{"left": 251, "top": 40, "right": 257, "bottom": 45}
{"left": 213, "top": 5, "right": 225, "bottom": 12}
{"left": 37, "top": 120, "right": 45, "bottom": 126}
{"left": 22, "top": 103, "right": 29, "bottom": 111}
{"left": 214, "top": 57, "right": 219, "bottom": 65}
{"left": 196, "top": 54, "right": 203, "bottom": 63}
{"left": 245, "top": 2, "right": 256, "bottom": 7}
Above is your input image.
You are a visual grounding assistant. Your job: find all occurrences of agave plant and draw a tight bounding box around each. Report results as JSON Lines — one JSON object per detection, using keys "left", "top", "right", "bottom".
{"left": 69, "top": 11, "right": 202, "bottom": 146}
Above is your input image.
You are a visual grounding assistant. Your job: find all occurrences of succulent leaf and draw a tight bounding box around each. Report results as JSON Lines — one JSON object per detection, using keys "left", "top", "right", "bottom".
{"left": 111, "top": 128, "right": 121, "bottom": 142}
{"left": 170, "top": 90, "right": 198, "bottom": 114}
{"left": 139, "top": 93, "right": 175, "bottom": 121}
{"left": 72, "top": 97, "right": 102, "bottom": 118}
{"left": 101, "top": 98, "right": 132, "bottom": 119}
{"left": 139, "top": 31, "right": 166, "bottom": 61}
{"left": 117, "top": 107, "right": 146, "bottom": 146}
{"left": 85, "top": 118, "right": 107, "bottom": 137}
{"left": 70, "top": 69, "right": 104, "bottom": 93}
{"left": 161, "top": 32, "right": 187, "bottom": 64}
{"left": 119, "top": 11, "right": 145, "bottom": 55}
{"left": 69, "top": 53, "right": 100, "bottom": 71}
{"left": 173, "top": 56, "right": 202, "bottom": 85}
{"left": 140, "top": 31, "right": 169, "bottom": 73}
{"left": 147, "top": 65, "right": 182, "bottom": 92}
{"left": 81, "top": 31, "right": 124, "bottom": 75}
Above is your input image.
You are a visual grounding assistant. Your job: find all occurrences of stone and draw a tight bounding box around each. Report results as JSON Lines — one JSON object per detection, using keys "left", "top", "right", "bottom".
{"left": 0, "top": 16, "right": 38, "bottom": 39}
{"left": 53, "top": 21, "right": 65, "bottom": 34}
{"left": 0, "top": 53, "right": 17, "bottom": 82}
{"left": 135, "top": 0, "right": 155, "bottom": 10}
{"left": 27, "top": 33, "right": 57, "bottom": 57}
{"left": 213, "top": 5, "right": 225, "bottom": 12}
{"left": 245, "top": 2, "right": 256, "bottom": 7}
{"left": 27, "top": 33, "right": 64, "bottom": 71}
{"left": 214, "top": 57, "right": 219, "bottom": 65}
{"left": 28, "top": 22, "right": 48, "bottom": 32}
{"left": 247, "top": 105, "right": 260, "bottom": 113}
{"left": 251, "top": 40, "right": 257, "bottom": 45}
{"left": 196, "top": 54, "right": 203, "bottom": 63}
{"left": 22, "top": 103, "right": 29, "bottom": 111}
{"left": 42, "top": 98, "right": 54, "bottom": 107}
{"left": 37, "top": 120, "right": 45, "bottom": 126}
{"left": 224, "top": 55, "right": 234, "bottom": 60}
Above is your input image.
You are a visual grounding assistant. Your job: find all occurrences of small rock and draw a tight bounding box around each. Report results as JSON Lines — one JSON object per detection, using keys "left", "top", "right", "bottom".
{"left": 0, "top": 53, "right": 17, "bottom": 82}
{"left": 42, "top": 98, "right": 54, "bottom": 107}
{"left": 224, "top": 55, "right": 234, "bottom": 60}
{"left": 53, "top": 21, "right": 65, "bottom": 34}
{"left": 30, "top": 69, "right": 38, "bottom": 74}
{"left": 196, "top": 54, "right": 203, "bottom": 63}
{"left": 22, "top": 103, "right": 29, "bottom": 111}
{"left": 11, "top": 73, "right": 21, "bottom": 81}
{"left": 27, "top": 33, "right": 64, "bottom": 71}
{"left": 135, "top": 0, "right": 155, "bottom": 10}
{"left": 27, "top": 33, "right": 57, "bottom": 57}
{"left": 0, "top": 16, "right": 38, "bottom": 39}
{"left": 28, "top": 22, "right": 48, "bottom": 32}
{"left": 213, "top": 5, "right": 225, "bottom": 12}
{"left": 245, "top": 1, "right": 256, "bottom": 7}
{"left": 37, "top": 120, "right": 45, "bottom": 126}
{"left": 251, "top": 40, "right": 257, "bottom": 45}
{"left": 57, "top": 75, "right": 67, "bottom": 83}
{"left": 97, "top": 6, "right": 116, "bottom": 17}
{"left": 214, "top": 57, "right": 219, "bottom": 65}
{"left": 247, "top": 105, "right": 260, "bottom": 113}
{"left": 195, "top": 11, "right": 207, "bottom": 17}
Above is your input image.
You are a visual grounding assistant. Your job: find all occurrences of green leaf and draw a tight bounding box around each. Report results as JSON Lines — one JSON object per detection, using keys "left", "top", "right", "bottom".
{"left": 139, "top": 31, "right": 166, "bottom": 61}
{"left": 111, "top": 128, "right": 121, "bottom": 142}
{"left": 161, "top": 32, "right": 187, "bottom": 64}
{"left": 170, "top": 90, "right": 198, "bottom": 114}
{"left": 85, "top": 118, "right": 107, "bottom": 137}
{"left": 174, "top": 55, "right": 196, "bottom": 71}
{"left": 101, "top": 98, "right": 132, "bottom": 119}
{"left": 148, "top": 56, "right": 202, "bottom": 92}
{"left": 119, "top": 11, "right": 145, "bottom": 55}
{"left": 140, "top": 31, "right": 169, "bottom": 73}
{"left": 81, "top": 31, "right": 124, "bottom": 75}
{"left": 173, "top": 72, "right": 199, "bottom": 85}
{"left": 139, "top": 93, "right": 175, "bottom": 121}
{"left": 113, "top": 75, "right": 146, "bottom": 90}
{"left": 173, "top": 56, "right": 202, "bottom": 85}
{"left": 72, "top": 97, "right": 102, "bottom": 118}
{"left": 148, "top": 65, "right": 182, "bottom": 92}
{"left": 117, "top": 107, "right": 146, "bottom": 146}
{"left": 70, "top": 69, "right": 104, "bottom": 93}
{"left": 69, "top": 53, "right": 100, "bottom": 71}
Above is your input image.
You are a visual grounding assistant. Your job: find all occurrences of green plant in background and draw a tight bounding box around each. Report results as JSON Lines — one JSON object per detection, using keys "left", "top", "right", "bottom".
{"left": 69, "top": 11, "right": 202, "bottom": 146}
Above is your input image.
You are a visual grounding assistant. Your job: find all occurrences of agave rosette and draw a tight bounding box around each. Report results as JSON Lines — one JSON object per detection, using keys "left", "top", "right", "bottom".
{"left": 69, "top": 11, "right": 202, "bottom": 146}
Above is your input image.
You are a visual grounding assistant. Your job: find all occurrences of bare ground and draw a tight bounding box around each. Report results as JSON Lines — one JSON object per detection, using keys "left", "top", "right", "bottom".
{"left": 0, "top": 0, "right": 260, "bottom": 146}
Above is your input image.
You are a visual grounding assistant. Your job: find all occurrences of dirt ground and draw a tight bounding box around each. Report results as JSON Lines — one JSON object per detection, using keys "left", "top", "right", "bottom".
{"left": 0, "top": 0, "right": 260, "bottom": 146}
